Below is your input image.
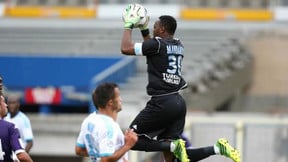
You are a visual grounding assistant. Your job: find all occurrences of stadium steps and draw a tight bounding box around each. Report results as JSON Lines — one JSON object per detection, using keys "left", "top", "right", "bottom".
{"left": 0, "top": 27, "right": 241, "bottom": 55}
{"left": 1, "top": 21, "right": 252, "bottom": 157}
{"left": 0, "top": 22, "right": 249, "bottom": 113}
{"left": 0, "top": 24, "right": 251, "bottom": 110}
{"left": 27, "top": 114, "right": 84, "bottom": 155}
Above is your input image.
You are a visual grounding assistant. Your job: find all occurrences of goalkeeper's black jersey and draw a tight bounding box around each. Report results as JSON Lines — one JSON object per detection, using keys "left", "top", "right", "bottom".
{"left": 142, "top": 37, "right": 187, "bottom": 96}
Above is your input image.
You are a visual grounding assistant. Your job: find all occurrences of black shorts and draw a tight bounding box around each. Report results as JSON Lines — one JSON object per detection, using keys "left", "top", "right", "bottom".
{"left": 129, "top": 93, "right": 186, "bottom": 140}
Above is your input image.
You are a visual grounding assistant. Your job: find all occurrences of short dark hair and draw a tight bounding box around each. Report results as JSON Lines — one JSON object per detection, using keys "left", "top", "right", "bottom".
{"left": 92, "top": 82, "right": 118, "bottom": 110}
{"left": 159, "top": 15, "right": 177, "bottom": 35}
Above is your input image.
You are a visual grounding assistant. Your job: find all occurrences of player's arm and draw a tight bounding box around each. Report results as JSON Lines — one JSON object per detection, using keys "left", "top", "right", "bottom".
{"left": 100, "top": 129, "right": 138, "bottom": 162}
{"left": 121, "top": 4, "right": 143, "bottom": 56}
{"left": 75, "top": 130, "right": 88, "bottom": 157}
{"left": 120, "top": 20, "right": 151, "bottom": 55}
{"left": 100, "top": 145, "right": 130, "bottom": 162}
{"left": 75, "top": 122, "right": 89, "bottom": 157}
{"left": 121, "top": 29, "right": 135, "bottom": 55}
{"left": 75, "top": 145, "right": 88, "bottom": 157}
{"left": 16, "top": 152, "right": 33, "bottom": 162}
{"left": 25, "top": 140, "right": 33, "bottom": 153}
{"left": 23, "top": 117, "right": 34, "bottom": 153}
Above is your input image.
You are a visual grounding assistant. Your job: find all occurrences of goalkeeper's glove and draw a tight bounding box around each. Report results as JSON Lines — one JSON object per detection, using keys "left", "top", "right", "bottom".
{"left": 139, "top": 15, "right": 149, "bottom": 31}
{"left": 123, "top": 4, "right": 141, "bottom": 30}
{"left": 139, "top": 16, "right": 150, "bottom": 37}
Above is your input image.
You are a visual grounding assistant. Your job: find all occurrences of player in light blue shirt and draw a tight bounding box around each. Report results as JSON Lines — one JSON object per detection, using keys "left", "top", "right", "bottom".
{"left": 75, "top": 82, "right": 138, "bottom": 162}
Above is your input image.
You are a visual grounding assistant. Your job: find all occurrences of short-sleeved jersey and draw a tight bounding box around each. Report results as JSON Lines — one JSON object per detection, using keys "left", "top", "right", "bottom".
{"left": 76, "top": 113, "right": 127, "bottom": 162}
{"left": 0, "top": 120, "right": 25, "bottom": 162}
{"left": 5, "top": 112, "right": 33, "bottom": 147}
{"left": 135, "top": 37, "right": 187, "bottom": 96}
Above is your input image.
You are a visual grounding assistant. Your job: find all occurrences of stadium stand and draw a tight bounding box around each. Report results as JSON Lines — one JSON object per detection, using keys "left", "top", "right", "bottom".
{"left": 0, "top": 23, "right": 254, "bottom": 112}
{"left": 0, "top": 0, "right": 287, "bottom": 161}
{"left": 0, "top": 18, "right": 256, "bottom": 162}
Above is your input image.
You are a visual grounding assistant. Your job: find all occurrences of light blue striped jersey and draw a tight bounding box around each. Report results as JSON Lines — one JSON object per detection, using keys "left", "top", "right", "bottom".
{"left": 76, "top": 113, "right": 127, "bottom": 162}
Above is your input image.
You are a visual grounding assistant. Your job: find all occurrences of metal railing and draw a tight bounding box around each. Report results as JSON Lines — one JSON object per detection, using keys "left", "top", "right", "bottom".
{"left": 129, "top": 113, "right": 288, "bottom": 162}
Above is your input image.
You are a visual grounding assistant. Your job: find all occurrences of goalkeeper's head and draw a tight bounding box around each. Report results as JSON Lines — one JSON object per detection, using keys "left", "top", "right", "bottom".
{"left": 154, "top": 15, "right": 177, "bottom": 38}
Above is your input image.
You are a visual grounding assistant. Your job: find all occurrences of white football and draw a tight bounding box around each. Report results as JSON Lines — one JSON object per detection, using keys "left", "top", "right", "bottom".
{"left": 122, "top": 3, "right": 148, "bottom": 28}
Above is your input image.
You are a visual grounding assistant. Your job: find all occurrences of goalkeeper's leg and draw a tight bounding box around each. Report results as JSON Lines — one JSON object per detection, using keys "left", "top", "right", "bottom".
{"left": 185, "top": 146, "right": 215, "bottom": 162}
{"left": 182, "top": 138, "right": 241, "bottom": 162}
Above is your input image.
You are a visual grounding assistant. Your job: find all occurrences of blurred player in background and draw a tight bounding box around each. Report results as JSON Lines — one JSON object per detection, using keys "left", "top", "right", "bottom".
{"left": 121, "top": 4, "right": 240, "bottom": 162}
{"left": 75, "top": 82, "right": 138, "bottom": 162}
{"left": 5, "top": 95, "right": 34, "bottom": 154}
{"left": 0, "top": 76, "right": 2, "bottom": 96}
{"left": 0, "top": 77, "right": 33, "bottom": 162}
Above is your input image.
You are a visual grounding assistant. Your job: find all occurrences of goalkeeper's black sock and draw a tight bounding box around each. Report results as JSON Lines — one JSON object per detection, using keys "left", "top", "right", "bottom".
{"left": 186, "top": 146, "right": 215, "bottom": 162}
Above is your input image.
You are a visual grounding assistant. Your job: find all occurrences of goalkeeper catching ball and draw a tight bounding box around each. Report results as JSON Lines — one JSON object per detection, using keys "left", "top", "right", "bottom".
{"left": 121, "top": 3, "right": 241, "bottom": 162}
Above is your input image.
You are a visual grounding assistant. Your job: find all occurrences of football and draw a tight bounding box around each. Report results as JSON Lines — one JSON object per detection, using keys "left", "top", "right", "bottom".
{"left": 122, "top": 3, "right": 148, "bottom": 28}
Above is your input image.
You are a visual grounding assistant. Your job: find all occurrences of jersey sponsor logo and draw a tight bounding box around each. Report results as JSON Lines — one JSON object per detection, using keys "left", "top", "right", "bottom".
{"left": 162, "top": 73, "right": 180, "bottom": 85}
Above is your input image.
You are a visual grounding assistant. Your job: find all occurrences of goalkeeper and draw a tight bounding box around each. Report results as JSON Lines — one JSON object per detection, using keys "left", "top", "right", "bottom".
{"left": 120, "top": 4, "right": 241, "bottom": 162}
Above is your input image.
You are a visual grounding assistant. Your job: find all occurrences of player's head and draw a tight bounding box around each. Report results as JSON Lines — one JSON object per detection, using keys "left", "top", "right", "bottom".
{"left": 92, "top": 82, "right": 122, "bottom": 112}
{"left": 7, "top": 95, "right": 21, "bottom": 117}
{"left": 153, "top": 15, "right": 177, "bottom": 37}
{"left": 0, "top": 95, "right": 8, "bottom": 118}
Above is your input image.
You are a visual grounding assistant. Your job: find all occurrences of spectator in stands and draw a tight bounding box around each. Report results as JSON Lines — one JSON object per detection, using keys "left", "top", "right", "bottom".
{"left": 121, "top": 4, "right": 240, "bottom": 162}
{"left": 0, "top": 93, "right": 33, "bottom": 162}
{"left": 5, "top": 95, "right": 34, "bottom": 154}
{"left": 75, "top": 82, "right": 138, "bottom": 162}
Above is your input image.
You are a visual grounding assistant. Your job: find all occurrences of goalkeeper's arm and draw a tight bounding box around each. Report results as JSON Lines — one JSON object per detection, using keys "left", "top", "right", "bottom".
{"left": 121, "top": 4, "right": 141, "bottom": 55}
{"left": 121, "top": 29, "right": 135, "bottom": 55}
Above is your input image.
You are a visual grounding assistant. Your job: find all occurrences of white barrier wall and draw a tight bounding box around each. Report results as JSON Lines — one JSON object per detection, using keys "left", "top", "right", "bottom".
{"left": 274, "top": 7, "right": 288, "bottom": 21}
{"left": 97, "top": 4, "right": 180, "bottom": 19}
{"left": 0, "top": 3, "right": 4, "bottom": 17}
